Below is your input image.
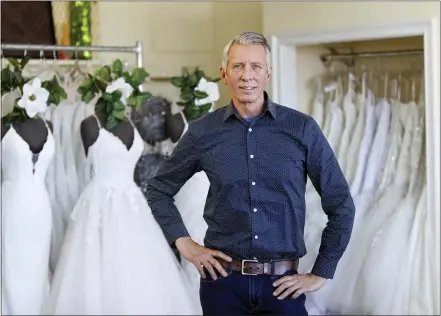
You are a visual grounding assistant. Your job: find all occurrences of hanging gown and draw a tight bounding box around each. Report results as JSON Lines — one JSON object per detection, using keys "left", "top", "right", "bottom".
{"left": 43, "top": 114, "right": 199, "bottom": 315}
{"left": 351, "top": 101, "right": 421, "bottom": 315}
{"left": 408, "top": 184, "right": 440, "bottom": 315}
{"left": 344, "top": 77, "right": 367, "bottom": 187}
{"left": 300, "top": 78, "right": 345, "bottom": 276}
{"left": 327, "top": 101, "right": 416, "bottom": 315}
{"left": 160, "top": 111, "right": 210, "bottom": 314}
{"left": 45, "top": 80, "right": 94, "bottom": 273}
{"left": 336, "top": 74, "right": 357, "bottom": 174}
{"left": 2, "top": 121, "right": 55, "bottom": 315}
{"left": 303, "top": 81, "right": 368, "bottom": 315}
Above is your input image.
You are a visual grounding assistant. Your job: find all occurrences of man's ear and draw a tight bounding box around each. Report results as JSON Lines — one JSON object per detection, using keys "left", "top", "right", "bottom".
{"left": 265, "top": 66, "right": 272, "bottom": 84}
{"left": 220, "top": 67, "right": 228, "bottom": 85}
{"left": 165, "top": 111, "right": 186, "bottom": 143}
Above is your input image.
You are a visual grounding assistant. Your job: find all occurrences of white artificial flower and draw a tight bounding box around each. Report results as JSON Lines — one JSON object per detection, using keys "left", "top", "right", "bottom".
{"left": 194, "top": 77, "right": 220, "bottom": 107}
{"left": 106, "top": 77, "right": 134, "bottom": 105}
{"left": 17, "top": 78, "right": 49, "bottom": 118}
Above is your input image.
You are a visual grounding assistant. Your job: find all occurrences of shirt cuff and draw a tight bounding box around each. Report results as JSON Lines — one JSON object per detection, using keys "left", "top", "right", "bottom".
{"left": 162, "top": 221, "right": 191, "bottom": 246}
{"left": 310, "top": 254, "right": 339, "bottom": 279}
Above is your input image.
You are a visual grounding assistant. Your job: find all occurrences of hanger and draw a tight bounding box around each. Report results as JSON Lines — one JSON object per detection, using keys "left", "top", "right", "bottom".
{"left": 383, "top": 71, "right": 389, "bottom": 100}
{"left": 375, "top": 57, "right": 388, "bottom": 100}
{"left": 85, "top": 57, "right": 95, "bottom": 78}
{"left": 51, "top": 49, "right": 63, "bottom": 84}
{"left": 397, "top": 73, "right": 402, "bottom": 102}
{"left": 389, "top": 77, "right": 398, "bottom": 101}
{"left": 37, "top": 50, "right": 46, "bottom": 77}
{"left": 68, "top": 50, "right": 88, "bottom": 83}
{"left": 315, "top": 77, "right": 323, "bottom": 104}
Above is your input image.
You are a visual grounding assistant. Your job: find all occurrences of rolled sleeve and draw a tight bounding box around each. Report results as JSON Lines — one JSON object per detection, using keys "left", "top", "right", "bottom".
{"left": 146, "top": 126, "right": 201, "bottom": 245}
{"left": 304, "top": 118, "right": 356, "bottom": 279}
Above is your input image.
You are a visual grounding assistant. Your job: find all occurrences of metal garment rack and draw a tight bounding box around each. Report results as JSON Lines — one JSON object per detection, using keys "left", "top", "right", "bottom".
{"left": 1, "top": 41, "right": 143, "bottom": 68}
{"left": 320, "top": 48, "right": 424, "bottom": 67}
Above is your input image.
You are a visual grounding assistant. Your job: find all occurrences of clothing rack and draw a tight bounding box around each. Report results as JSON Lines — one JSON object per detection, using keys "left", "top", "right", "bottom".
{"left": 1, "top": 41, "right": 143, "bottom": 68}
{"left": 320, "top": 48, "right": 424, "bottom": 67}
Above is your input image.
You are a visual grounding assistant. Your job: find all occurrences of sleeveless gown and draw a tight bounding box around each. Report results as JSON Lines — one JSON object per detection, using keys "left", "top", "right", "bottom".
{"left": 2, "top": 122, "right": 55, "bottom": 315}
{"left": 43, "top": 115, "right": 199, "bottom": 315}
{"left": 159, "top": 111, "right": 210, "bottom": 314}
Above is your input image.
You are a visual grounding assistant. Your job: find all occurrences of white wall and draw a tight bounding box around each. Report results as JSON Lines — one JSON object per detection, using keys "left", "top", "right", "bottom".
{"left": 263, "top": 2, "right": 440, "bottom": 114}
{"left": 212, "top": 2, "right": 263, "bottom": 107}
{"left": 95, "top": 1, "right": 262, "bottom": 109}
{"left": 263, "top": 2, "right": 440, "bottom": 35}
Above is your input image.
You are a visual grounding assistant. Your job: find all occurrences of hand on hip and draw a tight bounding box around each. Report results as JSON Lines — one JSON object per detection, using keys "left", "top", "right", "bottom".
{"left": 272, "top": 273, "right": 326, "bottom": 300}
{"left": 175, "top": 237, "right": 232, "bottom": 280}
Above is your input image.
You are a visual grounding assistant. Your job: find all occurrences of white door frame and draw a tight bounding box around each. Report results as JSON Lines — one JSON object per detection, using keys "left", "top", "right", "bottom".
{"left": 270, "top": 19, "right": 440, "bottom": 222}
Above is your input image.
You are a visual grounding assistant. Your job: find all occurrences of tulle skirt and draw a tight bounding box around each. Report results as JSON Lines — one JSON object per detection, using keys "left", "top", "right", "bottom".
{"left": 173, "top": 172, "right": 209, "bottom": 315}
{"left": 44, "top": 179, "right": 199, "bottom": 315}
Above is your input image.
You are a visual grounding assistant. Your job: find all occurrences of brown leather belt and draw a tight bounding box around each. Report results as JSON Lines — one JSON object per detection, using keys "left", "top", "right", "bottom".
{"left": 219, "top": 259, "right": 299, "bottom": 276}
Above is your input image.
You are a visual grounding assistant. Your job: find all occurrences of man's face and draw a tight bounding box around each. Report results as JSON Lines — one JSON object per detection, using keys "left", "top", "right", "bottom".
{"left": 220, "top": 44, "right": 271, "bottom": 105}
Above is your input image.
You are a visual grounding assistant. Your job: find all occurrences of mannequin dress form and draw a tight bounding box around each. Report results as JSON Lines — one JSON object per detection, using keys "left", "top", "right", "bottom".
{"left": 43, "top": 112, "right": 199, "bottom": 315}
{"left": 2, "top": 116, "right": 55, "bottom": 315}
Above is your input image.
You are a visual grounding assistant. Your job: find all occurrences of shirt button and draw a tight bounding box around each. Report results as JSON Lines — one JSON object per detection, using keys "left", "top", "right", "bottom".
{"left": 251, "top": 181, "right": 256, "bottom": 186}
{"left": 250, "top": 154, "right": 254, "bottom": 158}
{"left": 248, "top": 128, "right": 252, "bottom": 132}
{"left": 254, "top": 235, "right": 258, "bottom": 239}
{"left": 253, "top": 208, "right": 257, "bottom": 212}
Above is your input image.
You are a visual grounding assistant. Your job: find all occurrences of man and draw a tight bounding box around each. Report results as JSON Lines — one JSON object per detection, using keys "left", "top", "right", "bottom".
{"left": 146, "top": 31, "right": 356, "bottom": 315}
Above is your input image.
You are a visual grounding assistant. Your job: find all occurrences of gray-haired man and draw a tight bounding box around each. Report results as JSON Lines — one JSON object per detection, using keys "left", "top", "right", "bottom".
{"left": 147, "top": 31, "right": 355, "bottom": 315}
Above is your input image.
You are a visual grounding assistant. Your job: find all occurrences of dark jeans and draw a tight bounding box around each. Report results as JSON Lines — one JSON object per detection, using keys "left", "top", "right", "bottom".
{"left": 199, "top": 269, "right": 308, "bottom": 315}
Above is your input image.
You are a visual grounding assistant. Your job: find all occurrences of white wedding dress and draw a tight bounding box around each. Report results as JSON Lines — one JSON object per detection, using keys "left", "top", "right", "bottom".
{"left": 161, "top": 111, "right": 210, "bottom": 313}
{"left": 327, "top": 100, "right": 419, "bottom": 315}
{"left": 2, "top": 121, "right": 55, "bottom": 315}
{"left": 43, "top": 114, "right": 199, "bottom": 315}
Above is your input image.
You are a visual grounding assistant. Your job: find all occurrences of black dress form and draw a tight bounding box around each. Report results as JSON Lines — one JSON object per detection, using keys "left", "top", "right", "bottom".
{"left": 80, "top": 112, "right": 134, "bottom": 156}
{"left": 165, "top": 112, "right": 185, "bottom": 143}
{"left": 1, "top": 117, "right": 53, "bottom": 153}
{"left": 131, "top": 96, "right": 185, "bottom": 145}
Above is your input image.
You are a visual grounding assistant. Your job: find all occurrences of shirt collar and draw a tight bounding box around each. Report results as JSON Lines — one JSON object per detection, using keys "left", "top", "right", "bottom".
{"left": 223, "top": 91, "right": 277, "bottom": 122}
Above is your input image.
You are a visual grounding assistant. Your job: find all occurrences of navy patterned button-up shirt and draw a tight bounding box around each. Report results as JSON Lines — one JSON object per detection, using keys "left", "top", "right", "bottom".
{"left": 146, "top": 93, "right": 355, "bottom": 279}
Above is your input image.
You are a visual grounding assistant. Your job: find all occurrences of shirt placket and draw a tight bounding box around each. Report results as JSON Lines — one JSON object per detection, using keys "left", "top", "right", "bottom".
{"left": 246, "top": 122, "right": 259, "bottom": 260}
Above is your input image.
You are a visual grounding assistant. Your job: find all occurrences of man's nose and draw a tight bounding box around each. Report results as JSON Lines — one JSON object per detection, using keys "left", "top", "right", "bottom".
{"left": 240, "top": 64, "right": 253, "bottom": 81}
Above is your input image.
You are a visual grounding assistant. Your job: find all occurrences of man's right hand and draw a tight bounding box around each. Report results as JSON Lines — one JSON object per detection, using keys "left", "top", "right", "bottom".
{"left": 175, "top": 237, "right": 232, "bottom": 280}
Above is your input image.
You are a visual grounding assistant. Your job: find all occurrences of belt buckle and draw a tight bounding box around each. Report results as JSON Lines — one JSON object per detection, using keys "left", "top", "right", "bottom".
{"left": 241, "top": 259, "right": 258, "bottom": 275}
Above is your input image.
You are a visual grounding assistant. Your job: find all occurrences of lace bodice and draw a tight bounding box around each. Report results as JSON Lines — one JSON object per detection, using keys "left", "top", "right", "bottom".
{"left": 87, "top": 114, "right": 144, "bottom": 186}
{"left": 2, "top": 122, "right": 55, "bottom": 183}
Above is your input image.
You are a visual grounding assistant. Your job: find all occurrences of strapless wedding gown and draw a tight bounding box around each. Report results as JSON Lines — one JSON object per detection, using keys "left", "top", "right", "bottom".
{"left": 43, "top": 115, "right": 199, "bottom": 315}
{"left": 2, "top": 122, "right": 55, "bottom": 315}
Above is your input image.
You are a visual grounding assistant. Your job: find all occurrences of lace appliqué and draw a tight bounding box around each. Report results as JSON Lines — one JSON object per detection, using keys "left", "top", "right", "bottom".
{"left": 70, "top": 198, "right": 102, "bottom": 245}
{"left": 70, "top": 185, "right": 140, "bottom": 245}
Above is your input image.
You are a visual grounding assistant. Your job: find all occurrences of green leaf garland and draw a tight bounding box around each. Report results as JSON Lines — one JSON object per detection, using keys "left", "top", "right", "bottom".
{"left": 0, "top": 57, "right": 67, "bottom": 125}
{"left": 170, "top": 67, "right": 220, "bottom": 121}
{"left": 76, "top": 59, "right": 153, "bottom": 129}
